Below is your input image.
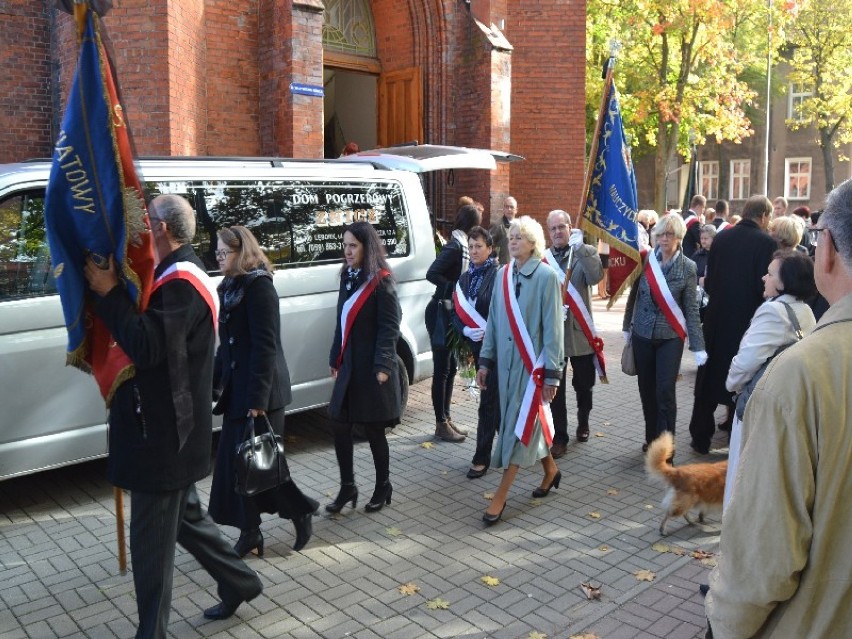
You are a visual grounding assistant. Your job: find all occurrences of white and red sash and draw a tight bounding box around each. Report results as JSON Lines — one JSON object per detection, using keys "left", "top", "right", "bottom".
{"left": 153, "top": 261, "right": 220, "bottom": 335}
{"left": 335, "top": 269, "right": 390, "bottom": 369}
{"left": 543, "top": 249, "right": 607, "bottom": 381}
{"left": 716, "top": 220, "right": 731, "bottom": 232}
{"left": 503, "top": 262, "right": 554, "bottom": 447}
{"left": 642, "top": 249, "right": 687, "bottom": 340}
{"left": 452, "top": 281, "right": 487, "bottom": 331}
{"left": 683, "top": 213, "right": 700, "bottom": 229}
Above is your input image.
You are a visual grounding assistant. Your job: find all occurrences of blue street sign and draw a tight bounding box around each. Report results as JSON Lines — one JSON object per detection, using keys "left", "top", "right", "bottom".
{"left": 290, "top": 83, "right": 324, "bottom": 97}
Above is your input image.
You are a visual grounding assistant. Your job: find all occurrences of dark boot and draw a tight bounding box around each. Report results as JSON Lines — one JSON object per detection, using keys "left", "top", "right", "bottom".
{"left": 365, "top": 480, "right": 393, "bottom": 512}
{"left": 233, "top": 528, "right": 263, "bottom": 558}
{"left": 446, "top": 417, "right": 469, "bottom": 437}
{"left": 292, "top": 513, "right": 313, "bottom": 551}
{"left": 435, "top": 420, "right": 465, "bottom": 442}
{"left": 325, "top": 483, "right": 358, "bottom": 513}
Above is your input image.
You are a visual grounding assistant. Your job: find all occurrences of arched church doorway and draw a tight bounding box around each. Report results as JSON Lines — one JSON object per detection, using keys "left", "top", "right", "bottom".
{"left": 322, "top": 0, "right": 423, "bottom": 158}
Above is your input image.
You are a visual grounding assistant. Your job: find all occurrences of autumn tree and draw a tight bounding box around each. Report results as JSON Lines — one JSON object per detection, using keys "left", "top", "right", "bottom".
{"left": 587, "top": 0, "right": 795, "bottom": 212}
{"left": 785, "top": 0, "right": 852, "bottom": 193}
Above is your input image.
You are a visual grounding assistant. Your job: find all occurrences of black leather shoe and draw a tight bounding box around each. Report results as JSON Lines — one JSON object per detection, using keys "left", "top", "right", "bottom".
{"left": 365, "top": 480, "right": 393, "bottom": 512}
{"left": 699, "top": 583, "right": 710, "bottom": 597}
{"left": 203, "top": 601, "right": 240, "bottom": 620}
{"left": 576, "top": 428, "right": 590, "bottom": 443}
{"left": 466, "top": 465, "right": 488, "bottom": 479}
{"left": 233, "top": 528, "right": 263, "bottom": 558}
{"left": 532, "top": 470, "right": 562, "bottom": 498}
{"left": 550, "top": 442, "right": 568, "bottom": 459}
{"left": 690, "top": 440, "right": 710, "bottom": 455}
{"left": 325, "top": 483, "right": 358, "bottom": 513}
{"left": 482, "top": 503, "right": 506, "bottom": 526}
{"left": 292, "top": 513, "right": 313, "bottom": 551}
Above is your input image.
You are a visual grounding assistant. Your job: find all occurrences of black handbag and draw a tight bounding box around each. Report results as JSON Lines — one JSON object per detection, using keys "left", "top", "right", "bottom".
{"left": 234, "top": 414, "right": 289, "bottom": 497}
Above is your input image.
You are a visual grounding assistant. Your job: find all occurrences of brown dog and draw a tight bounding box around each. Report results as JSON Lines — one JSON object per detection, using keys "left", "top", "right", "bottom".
{"left": 645, "top": 432, "right": 728, "bottom": 536}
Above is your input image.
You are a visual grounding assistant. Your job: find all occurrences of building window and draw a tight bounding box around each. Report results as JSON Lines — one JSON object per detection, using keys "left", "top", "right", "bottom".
{"left": 698, "top": 161, "right": 719, "bottom": 200}
{"left": 785, "top": 158, "right": 811, "bottom": 201}
{"left": 788, "top": 83, "right": 812, "bottom": 122}
{"left": 729, "top": 159, "right": 751, "bottom": 201}
{"left": 323, "top": 0, "right": 377, "bottom": 57}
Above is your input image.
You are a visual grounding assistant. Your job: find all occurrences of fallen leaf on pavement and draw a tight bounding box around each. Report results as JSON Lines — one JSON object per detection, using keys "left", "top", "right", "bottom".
{"left": 425, "top": 597, "right": 450, "bottom": 610}
{"left": 587, "top": 511, "right": 602, "bottom": 519}
{"left": 691, "top": 549, "right": 715, "bottom": 560}
{"left": 598, "top": 545, "right": 609, "bottom": 552}
{"left": 569, "top": 634, "right": 601, "bottom": 639}
{"left": 607, "top": 488, "right": 619, "bottom": 496}
{"left": 440, "top": 470, "right": 448, "bottom": 475}
{"left": 527, "top": 632, "right": 548, "bottom": 639}
{"left": 529, "top": 498, "right": 542, "bottom": 506}
{"left": 420, "top": 441, "right": 434, "bottom": 450}
{"left": 651, "top": 542, "right": 670, "bottom": 553}
{"left": 701, "top": 557, "right": 718, "bottom": 568}
{"left": 670, "top": 546, "right": 687, "bottom": 556}
{"left": 481, "top": 575, "right": 500, "bottom": 587}
{"left": 602, "top": 421, "right": 611, "bottom": 427}
{"left": 645, "top": 504, "right": 654, "bottom": 509}
{"left": 580, "top": 582, "right": 602, "bottom": 600}
{"left": 594, "top": 432, "right": 605, "bottom": 437}
{"left": 484, "top": 492, "right": 495, "bottom": 500}
{"left": 634, "top": 569, "right": 656, "bottom": 582}
{"left": 386, "top": 527, "right": 403, "bottom": 537}
{"left": 398, "top": 582, "right": 420, "bottom": 596}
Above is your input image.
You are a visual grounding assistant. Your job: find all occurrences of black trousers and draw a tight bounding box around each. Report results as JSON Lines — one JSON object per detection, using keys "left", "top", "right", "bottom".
{"left": 632, "top": 334, "right": 684, "bottom": 445}
{"left": 688, "top": 369, "right": 734, "bottom": 449}
{"left": 471, "top": 365, "right": 500, "bottom": 467}
{"left": 430, "top": 346, "right": 457, "bottom": 421}
{"left": 551, "top": 354, "right": 596, "bottom": 445}
{"left": 332, "top": 422, "right": 390, "bottom": 488}
{"left": 130, "top": 484, "right": 261, "bottom": 639}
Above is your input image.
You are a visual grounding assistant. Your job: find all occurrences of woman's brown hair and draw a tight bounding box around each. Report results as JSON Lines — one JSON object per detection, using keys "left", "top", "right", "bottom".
{"left": 217, "top": 225, "right": 272, "bottom": 275}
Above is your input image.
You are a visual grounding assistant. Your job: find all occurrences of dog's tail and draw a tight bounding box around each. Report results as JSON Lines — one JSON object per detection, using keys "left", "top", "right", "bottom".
{"left": 645, "top": 432, "right": 677, "bottom": 483}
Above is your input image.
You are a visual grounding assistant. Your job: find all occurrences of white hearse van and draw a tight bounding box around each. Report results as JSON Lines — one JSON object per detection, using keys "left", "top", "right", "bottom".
{"left": 0, "top": 146, "right": 517, "bottom": 480}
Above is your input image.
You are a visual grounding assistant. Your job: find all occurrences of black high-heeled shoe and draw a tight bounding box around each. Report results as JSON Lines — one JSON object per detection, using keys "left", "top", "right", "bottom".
{"left": 365, "top": 480, "right": 393, "bottom": 512}
{"left": 532, "top": 470, "right": 562, "bottom": 498}
{"left": 292, "top": 513, "right": 313, "bottom": 551}
{"left": 482, "top": 503, "right": 506, "bottom": 526}
{"left": 234, "top": 528, "right": 263, "bottom": 558}
{"left": 325, "top": 483, "right": 358, "bottom": 513}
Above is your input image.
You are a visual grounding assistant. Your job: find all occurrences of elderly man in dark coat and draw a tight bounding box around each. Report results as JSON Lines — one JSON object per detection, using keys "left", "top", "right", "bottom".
{"left": 85, "top": 195, "right": 262, "bottom": 637}
{"left": 687, "top": 195, "right": 777, "bottom": 454}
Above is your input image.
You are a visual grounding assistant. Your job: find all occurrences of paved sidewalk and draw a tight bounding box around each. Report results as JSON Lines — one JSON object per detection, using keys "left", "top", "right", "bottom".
{"left": 0, "top": 297, "right": 731, "bottom": 639}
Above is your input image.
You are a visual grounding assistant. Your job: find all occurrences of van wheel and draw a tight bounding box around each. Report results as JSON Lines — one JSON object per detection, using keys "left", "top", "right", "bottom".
{"left": 396, "top": 354, "right": 410, "bottom": 414}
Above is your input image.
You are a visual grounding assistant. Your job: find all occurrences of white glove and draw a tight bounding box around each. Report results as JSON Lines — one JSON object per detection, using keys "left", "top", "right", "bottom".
{"left": 562, "top": 305, "right": 569, "bottom": 321}
{"left": 623, "top": 331, "right": 631, "bottom": 344}
{"left": 463, "top": 326, "right": 485, "bottom": 342}
{"left": 568, "top": 229, "right": 584, "bottom": 249}
{"left": 694, "top": 350, "right": 709, "bottom": 367}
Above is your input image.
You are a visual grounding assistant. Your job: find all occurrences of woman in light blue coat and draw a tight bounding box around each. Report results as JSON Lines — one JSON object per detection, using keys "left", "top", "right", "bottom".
{"left": 476, "top": 216, "right": 564, "bottom": 525}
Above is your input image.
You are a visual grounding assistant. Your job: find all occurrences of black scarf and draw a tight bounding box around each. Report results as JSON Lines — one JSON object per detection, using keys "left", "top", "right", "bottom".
{"left": 218, "top": 267, "right": 272, "bottom": 319}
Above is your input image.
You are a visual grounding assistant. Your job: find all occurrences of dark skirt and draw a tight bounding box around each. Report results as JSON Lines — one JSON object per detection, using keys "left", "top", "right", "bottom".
{"left": 208, "top": 408, "right": 317, "bottom": 531}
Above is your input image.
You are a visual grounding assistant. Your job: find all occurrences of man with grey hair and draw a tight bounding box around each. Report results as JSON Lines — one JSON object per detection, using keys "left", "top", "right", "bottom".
{"left": 84, "top": 195, "right": 262, "bottom": 637}
{"left": 543, "top": 210, "right": 603, "bottom": 458}
{"left": 490, "top": 195, "right": 518, "bottom": 265}
{"left": 705, "top": 180, "right": 852, "bottom": 638}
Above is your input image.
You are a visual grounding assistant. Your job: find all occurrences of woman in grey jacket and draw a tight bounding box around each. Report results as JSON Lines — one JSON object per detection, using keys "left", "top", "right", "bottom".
{"left": 623, "top": 214, "right": 707, "bottom": 454}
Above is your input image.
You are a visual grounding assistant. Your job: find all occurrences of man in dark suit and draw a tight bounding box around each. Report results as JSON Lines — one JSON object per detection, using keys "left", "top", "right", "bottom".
{"left": 85, "top": 195, "right": 262, "bottom": 638}
{"left": 687, "top": 195, "right": 777, "bottom": 454}
{"left": 681, "top": 194, "right": 706, "bottom": 258}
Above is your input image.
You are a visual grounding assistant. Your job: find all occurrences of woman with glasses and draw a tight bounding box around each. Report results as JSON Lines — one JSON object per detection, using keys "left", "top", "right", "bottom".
{"left": 208, "top": 226, "right": 318, "bottom": 557}
{"left": 623, "top": 214, "right": 707, "bottom": 457}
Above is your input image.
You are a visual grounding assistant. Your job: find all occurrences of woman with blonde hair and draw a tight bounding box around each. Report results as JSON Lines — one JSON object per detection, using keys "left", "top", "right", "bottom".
{"left": 209, "top": 226, "right": 318, "bottom": 556}
{"left": 768, "top": 215, "right": 808, "bottom": 253}
{"left": 623, "top": 214, "right": 706, "bottom": 455}
{"left": 476, "top": 216, "right": 564, "bottom": 524}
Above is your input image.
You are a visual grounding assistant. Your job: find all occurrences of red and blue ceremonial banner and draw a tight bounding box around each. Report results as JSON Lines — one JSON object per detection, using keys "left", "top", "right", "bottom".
{"left": 579, "top": 61, "right": 642, "bottom": 307}
{"left": 44, "top": 5, "right": 155, "bottom": 404}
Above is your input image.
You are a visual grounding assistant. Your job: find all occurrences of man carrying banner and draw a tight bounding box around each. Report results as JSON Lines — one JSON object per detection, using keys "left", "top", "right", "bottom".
{"left": 85, "top": 195, "right": 262, "bottom": 637}
{"left": 544, "top": 210, "right": 604, "bottom": 458}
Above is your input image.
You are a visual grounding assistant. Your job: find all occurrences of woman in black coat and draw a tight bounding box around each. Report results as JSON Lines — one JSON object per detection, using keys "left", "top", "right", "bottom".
{"left": 425, "top": 203, "right": 482, "bottom": 442}
{"left": 450, "top": 226, "right": 500, "bottom": 478}
{"left": 208, "top": 226, "right": 318, "bottom": 557}
{"left": 326, "top": 221, "right": 402, "bottom": 514}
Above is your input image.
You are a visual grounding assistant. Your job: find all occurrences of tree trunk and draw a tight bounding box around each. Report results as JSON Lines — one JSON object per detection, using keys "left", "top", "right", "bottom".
{"left": 819, "top": 127, "right": 835, "bottom": 194}
{"left": 653, "top": 122, "right": 679, "bottom": 214}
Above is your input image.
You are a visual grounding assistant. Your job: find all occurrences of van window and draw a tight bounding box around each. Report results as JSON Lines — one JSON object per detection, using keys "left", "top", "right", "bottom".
{"left": 0, "top": 191, "right": 55, "bottom": 300}
{"left": 146, "top": 180, "right": 410, "bottom": 272}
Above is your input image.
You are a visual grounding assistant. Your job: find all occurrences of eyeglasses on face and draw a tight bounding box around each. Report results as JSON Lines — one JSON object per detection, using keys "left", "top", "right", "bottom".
{"left": 215, "top": 249, "right": 235, "bottom": 259}
{"left": 658, "top": 231, "right": 677, "bottom": 239}
{"left": 812, "top": 226, "right": 839, "bottom": 252}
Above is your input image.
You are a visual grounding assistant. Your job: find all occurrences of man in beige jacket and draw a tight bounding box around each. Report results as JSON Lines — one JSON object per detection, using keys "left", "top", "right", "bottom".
{"left": 705, "top": 180, "right": 852, "bottom": 638}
